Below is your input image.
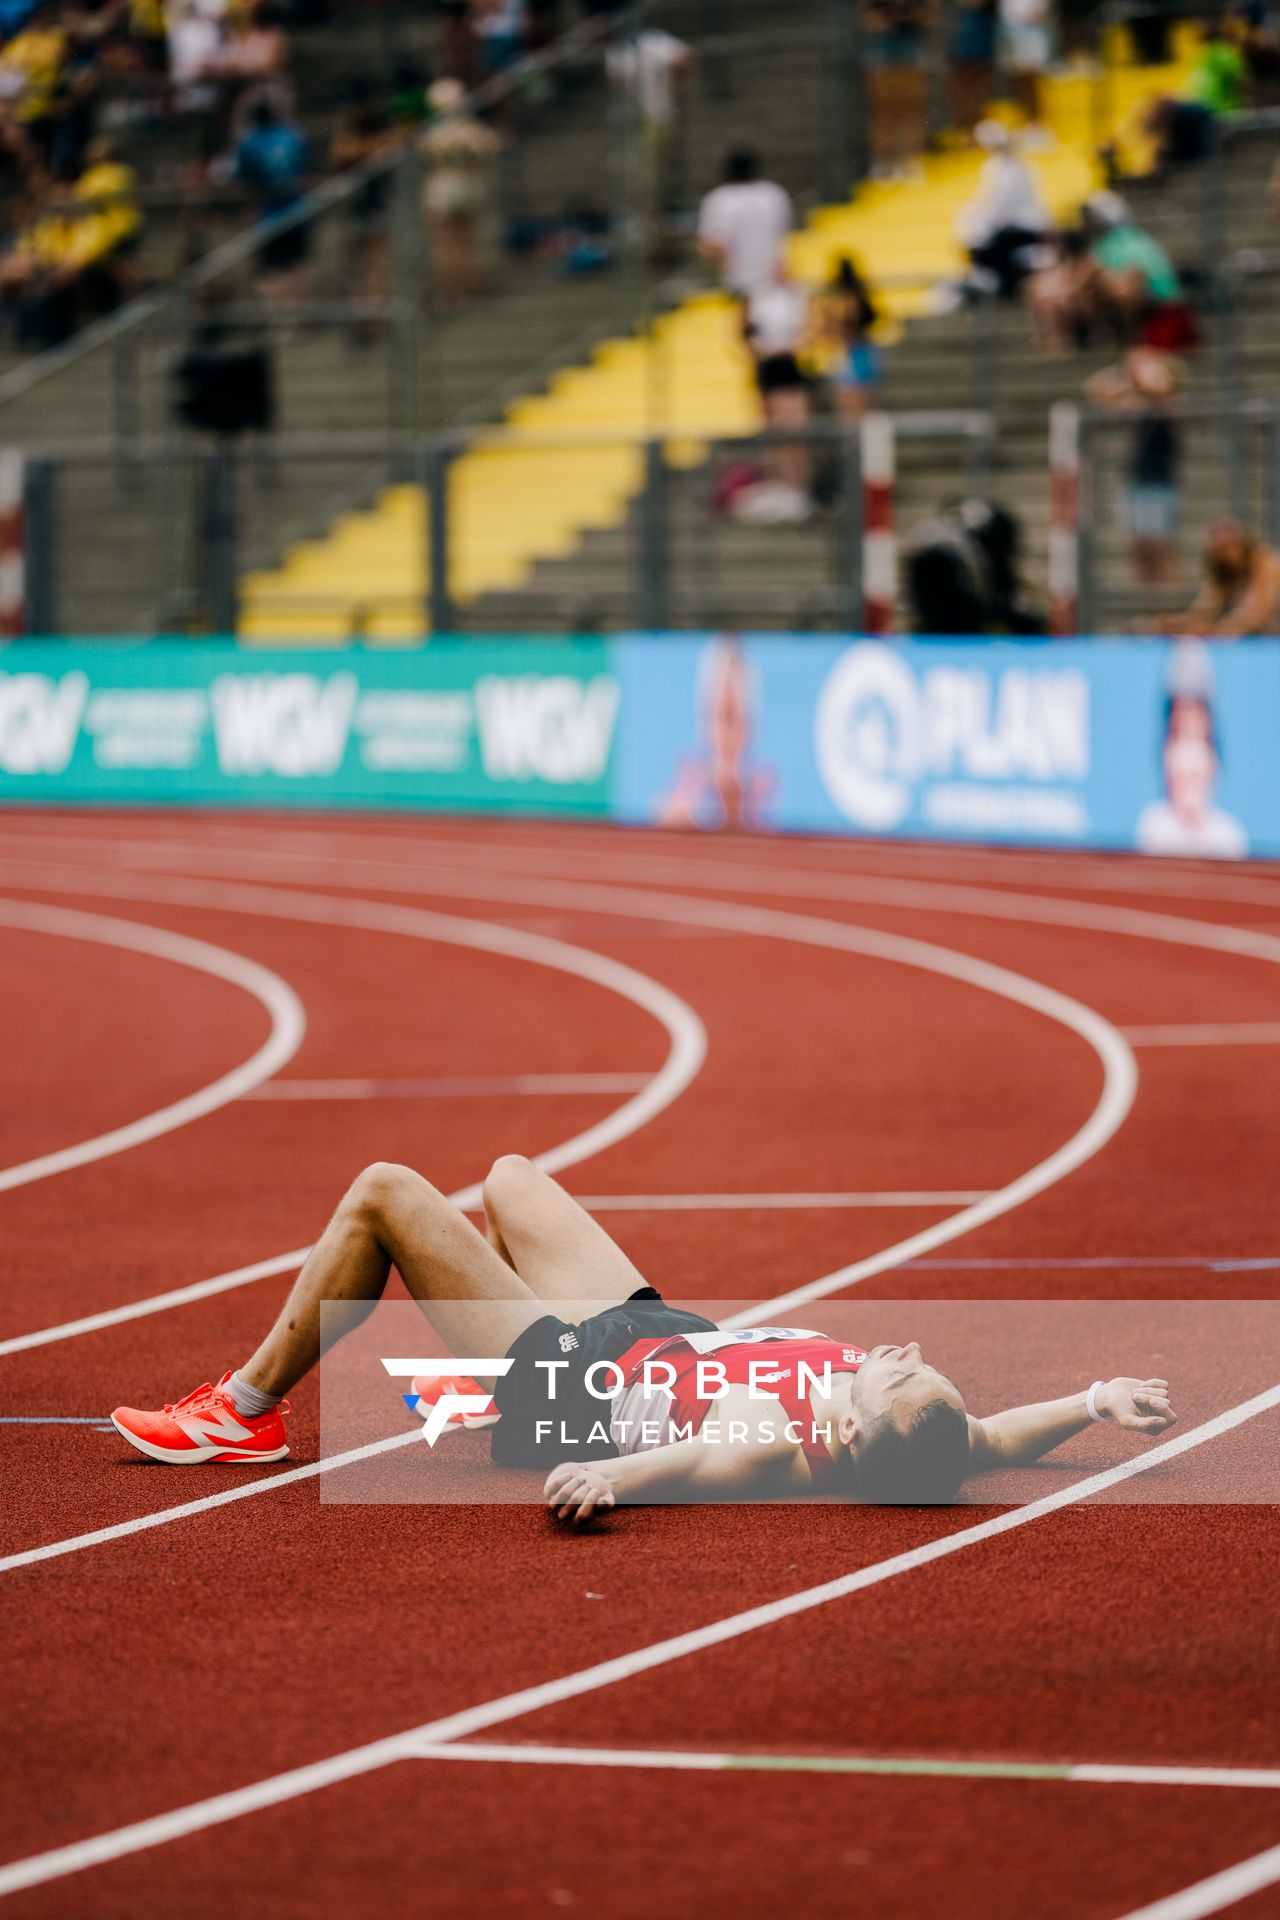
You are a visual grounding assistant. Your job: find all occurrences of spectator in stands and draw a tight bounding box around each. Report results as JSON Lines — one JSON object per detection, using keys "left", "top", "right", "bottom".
{"left": 48, "top": 30, "right": 103, "bottom": 181}
{"left": 168, "top": 0, "right": 226, "bottom": 176}
{"left": 696, "top": 147, "right": 792, "bottom": 297}
{"left": 954, "top": 119, "right": 1051, "bottom": 297}
{"left": 1085, "top": 347, "right": 1181, "bottom": 590}
{"left": 864, "top": 0, "right": 927, "bottom": 181}
{"left": 1167, "top": 519, "right": 1280, "bottom": 637}
{"left": 1185, "top": 14, "right": 1249, "bottom": 115}
{"left": 1128, "top": 14, "right": 1257, "bottom": 184}
{"left": 0, "top": 1, "right": 69, "bottom": 167}
{"left": 1137, "top": 93, "right": 1218, "bottom": 178}
{"left": 469, "top": 0, "right": 527, "bottom": 80}
{"left": 949, "top": 0, "right": 999, "bottom": 137}
{"left": 223, "top": 1, "right": 294, "bottom": 140}
{"left": 1234, "top": 1, "right": 1280, "bottom": 100}
{"left": 1082, "top": 191, "right": 1198, "bottom": 353}
{"left": 331, "top": 77, "right": 396, "bottom": 331}
{"left": 121, "top": 0, "right": 169, "bottom": 77}
{"left": 235, "top": 95, "right": 312, "bottom": 310}
{"left": 605, "top": 23, "right": 694, "bottom": 261}
{"left": 1000, "top": 0, "right": 1052, "bottom": 140}
{"left": 743, "top": 261, "right": 814, "bottom": 512}
{"left": 435, "top": 0, "right": 474, "bottom": 84}
{"left": 421, "top": 75, "right": 501, "bottom": 307}
{"left": 0, "top": 156, "right": 136, "bottom": 344}
{"left": 819, "top": 255, "right": 882, "bottom": 421}
{"left": 388, "top": 59, "right": 431, "bottom": 129}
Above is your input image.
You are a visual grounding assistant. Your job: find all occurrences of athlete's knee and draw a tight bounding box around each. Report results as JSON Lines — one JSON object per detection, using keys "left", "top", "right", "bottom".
{"left": 347, "top": 1161, "right": 420, "bottom": 1228}
{"left": 483, "top": 1153, "right": 540, "bottom": 1211}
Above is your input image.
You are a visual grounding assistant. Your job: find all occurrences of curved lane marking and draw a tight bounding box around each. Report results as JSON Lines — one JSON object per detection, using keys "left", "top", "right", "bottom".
{"left": 0, "top": 1382, "right": 1276, "bottom": 1893}
{"left": 0, "top": 898, "right": 306, "bottom": 1197}
{"left": 6, "top": 815, "right": 1279, "bottom": 912}
{"left": 0, "top": 860, "right": 1133, "bottom": 1345}
{"left": 0, "top": 880, "right": 706, "bottom": 1356}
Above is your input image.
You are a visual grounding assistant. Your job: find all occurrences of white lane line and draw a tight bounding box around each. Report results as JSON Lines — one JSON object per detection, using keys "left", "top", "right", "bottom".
{"left": 246, "top": 1073, "right": 650, "bottom": 1100}
{"left": 1110, "top": 1843, "right": 1280, "bottom": 1920}
{"left": 567, "top": 1191, "right": 992, "bottom": 1211}
{"left": 0, "top": 884, "right": 706, "bottom": 1360}
{"left": 1122, "top": 1023, "right": 1280, "bottom": 1047}
{"left": 0, "top": 860, "right": 1137, "bottom": 1336}
{"left": 403, "top": 1741, "right": 1280, "bottom": 1790}
{"left": 0, "top": 1432, "right": 421, "bottom": 1574}
{"left": 0, "top": 1249, "right": 313, "bottom": 1359}
{"left": 905, "top": 1255, "right": 1280, "bottom": 1271}
{"left": 0, "top": 900, "right": 305, "bottom": 1195}
{"left": 12, "top": 819, "right": 1280, "bottom": 916}
{"left": 152, "top": 829, "right": 1280, "bottom": 986}
{"left": 0, "top": 1383, "right": 1274, "bottom": 1898}
{"left": 0, "top": 850, "right": 1130, "bottom": 1553}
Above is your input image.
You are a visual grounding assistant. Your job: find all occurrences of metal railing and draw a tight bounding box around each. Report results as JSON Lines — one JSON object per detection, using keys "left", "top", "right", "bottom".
{"left": 1075, "top": 395, "right": 1280, "bottom": 633}
{"left": 16, "top": 412, "right": 995, "bottom": 639}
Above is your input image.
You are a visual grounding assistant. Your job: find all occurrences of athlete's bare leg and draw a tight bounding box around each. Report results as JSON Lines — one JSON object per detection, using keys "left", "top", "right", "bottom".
{"left": 481, "top": 1155, "right": 648, "bottom": 1307}
{"left": 240, "top": 1162, "right": 545, "bottom": 1397}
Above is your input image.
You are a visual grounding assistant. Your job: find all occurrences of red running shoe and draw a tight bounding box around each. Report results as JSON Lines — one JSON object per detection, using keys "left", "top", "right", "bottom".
{"left": 111, "top": 1373, "right": 290, "bottom": 1464}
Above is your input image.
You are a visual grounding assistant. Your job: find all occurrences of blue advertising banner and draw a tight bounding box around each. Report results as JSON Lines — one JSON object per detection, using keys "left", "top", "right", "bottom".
{"left": 2, "top": 635, "right": 1277, "bottom": 856}
{"left": 612, "top": 635, "right": 1280, "bottom": 858}
{"left": 0, "top": 641, "right": 619, "bottom": 815}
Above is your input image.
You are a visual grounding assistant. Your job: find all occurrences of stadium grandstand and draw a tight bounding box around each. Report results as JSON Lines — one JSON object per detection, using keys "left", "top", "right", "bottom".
{"left": 0, "top": 0, "right": 1274, "bottom": 639}
{"left": 5, "top": 9, "right": 1280, "bottom": 1920}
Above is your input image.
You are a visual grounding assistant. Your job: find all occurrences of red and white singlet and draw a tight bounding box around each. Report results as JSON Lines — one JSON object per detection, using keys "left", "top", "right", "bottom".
{"left": 609, "top": 1327, "right": 866, "bottom": 1482}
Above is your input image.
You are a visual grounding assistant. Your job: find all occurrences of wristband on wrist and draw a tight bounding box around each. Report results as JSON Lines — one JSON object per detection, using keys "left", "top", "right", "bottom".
{"left": 1085, "top": 1380, "right": 1107, "bottom": 1422}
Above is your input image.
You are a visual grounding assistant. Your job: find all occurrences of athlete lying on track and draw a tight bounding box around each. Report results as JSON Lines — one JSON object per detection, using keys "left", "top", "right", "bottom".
{"left": 112, "top": 1157, "right": 1177, "bottom": 1514}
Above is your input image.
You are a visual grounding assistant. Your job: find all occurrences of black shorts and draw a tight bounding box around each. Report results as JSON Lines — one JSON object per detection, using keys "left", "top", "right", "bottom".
{"left": 491, "top": 1288, "right": 719, "bottom": 1469}
{"left": 756, "top": 352, "right": 806, "bottom": 394}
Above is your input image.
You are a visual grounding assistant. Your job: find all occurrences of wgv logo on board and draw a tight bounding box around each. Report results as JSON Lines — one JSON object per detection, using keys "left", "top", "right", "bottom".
{"left": 814, "top": 643, "right": 1090, "bottom": 832}
{"left": 210, "top": 672, "right": 357, "bottom": 779}
{"left": 0, "top": 671, "right": 89, "bottom": 775}
{"left": 474, "top": 674, "right": 619, "bottom": 785}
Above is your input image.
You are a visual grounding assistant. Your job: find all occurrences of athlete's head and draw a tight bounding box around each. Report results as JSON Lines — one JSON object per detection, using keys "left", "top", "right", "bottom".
{"left": 838, "top": 1343, "right": 970, "bottom": 1504}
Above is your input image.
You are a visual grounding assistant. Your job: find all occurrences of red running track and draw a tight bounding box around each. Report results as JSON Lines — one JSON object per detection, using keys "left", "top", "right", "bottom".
{"left": 0, "top": 811, "right": 1278, "bottom": 1920}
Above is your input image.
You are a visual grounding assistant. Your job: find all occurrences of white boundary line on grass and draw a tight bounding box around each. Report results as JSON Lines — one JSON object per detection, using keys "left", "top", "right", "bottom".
{"left": 0, "top": 859, "right": 1137, "bottom": 1344}
{"left": 0, "top": 1383, "right": 1275, "bottom": 1899}
{"left": 0, "top": 898, "right": 306, "bottom": 1195}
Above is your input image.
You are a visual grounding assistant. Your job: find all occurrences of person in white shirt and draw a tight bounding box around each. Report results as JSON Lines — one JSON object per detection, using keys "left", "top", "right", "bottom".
{"left": 1000, "top": 0, "right": 1052, "bottom": 135}
{"left": 954, "top": 119, "right": 1051, "bottom": 296}
{"left": 743, "top": 265, "right": 814, "bottom": 506}
{"left": 696, "top": 148, "right": 793, "bottom": 297}
{"left": 605, "top": 27, "right": 694, "bottom": 256}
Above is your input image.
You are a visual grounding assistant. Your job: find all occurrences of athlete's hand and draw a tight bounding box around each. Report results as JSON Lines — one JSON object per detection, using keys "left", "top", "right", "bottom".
{"left": 544, "top": 1461, "right": 616, "bottom": 1524}
{"left": 1097, "top": 1378, "right": 1176, "bottom": 1434}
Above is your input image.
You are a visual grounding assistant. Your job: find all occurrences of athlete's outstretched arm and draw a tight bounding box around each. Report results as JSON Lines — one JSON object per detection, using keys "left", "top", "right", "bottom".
{"left": 544, "top": 1389, "right": 808, "bottom": 1521}
{"left": 967, "top": 1377, "right": 1176, "bottom": 1473}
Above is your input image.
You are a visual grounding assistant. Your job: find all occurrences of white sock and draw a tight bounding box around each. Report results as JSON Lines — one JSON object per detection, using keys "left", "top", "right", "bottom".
{"left": 228, "top": 1371, "right": 281, "bottom": 1418}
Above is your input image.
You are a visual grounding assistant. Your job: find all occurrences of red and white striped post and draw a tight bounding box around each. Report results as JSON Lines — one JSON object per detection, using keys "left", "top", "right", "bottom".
{"left": 860, "top": 411, "right": 895, "bottom": 634}
{"left": 1049, "top": 401, "right": 1080, "bottom": 638}
{"left": 0, "top": 449, "right": 24, "bottom": 639}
